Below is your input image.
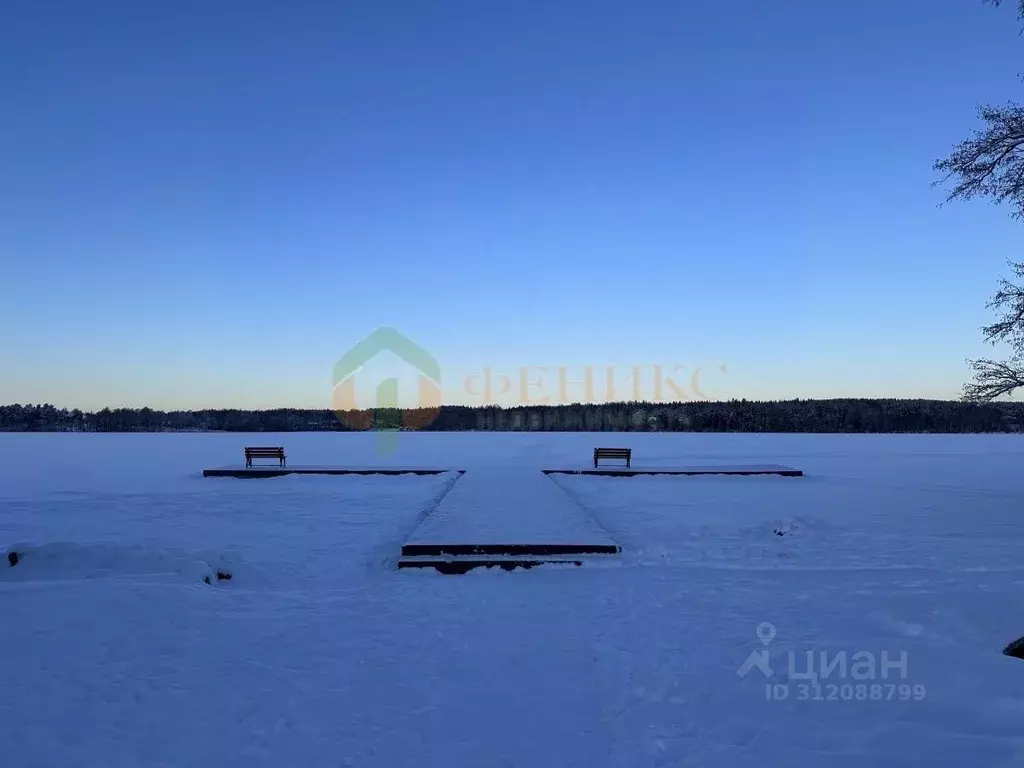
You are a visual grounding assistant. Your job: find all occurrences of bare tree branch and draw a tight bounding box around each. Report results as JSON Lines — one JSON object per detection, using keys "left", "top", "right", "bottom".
{"left": 962, "top": 262, "right": 1024, "bottom": 401}
{"left": 963, "top": 357, "right": 1024, "bottom": 401}
{"left": 934, "top": 104, "right": 1024, "bottom": 218}
{"left": 986, "top": 0, "right": 1024, "bottom": 18}
{"left": 981, "top": 261, "right": 1024, "bottom": 355}
{"left": 938, "top": 2, "right": 1024, "bottom": 400}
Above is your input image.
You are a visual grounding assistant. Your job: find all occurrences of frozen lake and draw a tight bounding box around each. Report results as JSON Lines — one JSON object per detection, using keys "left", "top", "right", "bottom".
{"left": 2, "top": 432, "right": 1024, "bottom": 767}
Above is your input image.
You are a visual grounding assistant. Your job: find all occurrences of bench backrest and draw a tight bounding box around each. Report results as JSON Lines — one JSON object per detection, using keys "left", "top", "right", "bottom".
{"left": 594, "top": 448, "right": 631, "bottom": 457}
{"left": 245, "top": 446, "right": 285, "bottom": 456}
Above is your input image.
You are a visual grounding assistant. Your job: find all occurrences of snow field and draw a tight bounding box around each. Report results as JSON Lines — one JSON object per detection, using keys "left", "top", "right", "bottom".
{"left": 1, "top": 432, "right": 1024, "bottom": 767}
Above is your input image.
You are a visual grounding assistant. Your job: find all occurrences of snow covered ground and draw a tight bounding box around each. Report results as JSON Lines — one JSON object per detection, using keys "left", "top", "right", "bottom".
{"left": 1, "top": 432, "right": 1024, "bottom": 767}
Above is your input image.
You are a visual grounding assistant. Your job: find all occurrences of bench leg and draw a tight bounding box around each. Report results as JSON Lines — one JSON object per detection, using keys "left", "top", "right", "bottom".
{"left": 246, "top": 458, "right": 251, "bottom": 468}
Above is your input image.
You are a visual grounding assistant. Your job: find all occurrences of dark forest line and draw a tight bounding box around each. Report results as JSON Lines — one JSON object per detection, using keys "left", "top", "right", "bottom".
{"left": 1, "top": 399, "right": 1023, "bottom": 433}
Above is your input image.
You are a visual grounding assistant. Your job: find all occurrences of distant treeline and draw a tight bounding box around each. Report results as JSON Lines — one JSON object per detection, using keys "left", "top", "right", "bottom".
{"left": 1, "top": 399, "right": 1022, "bottom": 433}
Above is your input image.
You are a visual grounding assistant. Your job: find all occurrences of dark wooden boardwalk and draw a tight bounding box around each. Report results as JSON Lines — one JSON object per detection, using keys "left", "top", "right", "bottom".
{"left": 401, "top": 542, "right": 619, "bottom": 557}
{"left": 543, "top": 464, "right": 803, "bottom": 477}
{"left": 202, "top": 466, "right": 464, "bottom": 478}
{"left": 397, "top": 556, "right": 587, "bottom": 574}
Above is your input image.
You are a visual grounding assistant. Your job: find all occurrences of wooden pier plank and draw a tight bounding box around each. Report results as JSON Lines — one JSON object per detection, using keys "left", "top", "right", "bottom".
{"left": 203, "top": 466, "right": 464, "bottom": 478}
{"left": 542, "top": 464, "right": 803, "bottom": 477}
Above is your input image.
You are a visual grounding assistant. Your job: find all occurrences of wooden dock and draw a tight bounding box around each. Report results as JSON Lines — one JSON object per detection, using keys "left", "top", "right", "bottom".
{"left": 543, "top": 464, "right": 803, "bottom": 477}
{"left": 397, "top": 555, "right": 587, "bottom": 575}
{"left": 200, "top": 458, "right": 802, "bottom": 572}
{"left": 202, "top": 465, "right": 464, "bottom": 478}
{"left": 399, "top": 468, "right": 620, "bottom": 572}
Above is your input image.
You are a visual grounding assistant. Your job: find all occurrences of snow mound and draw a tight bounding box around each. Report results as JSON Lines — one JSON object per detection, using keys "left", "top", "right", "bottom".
{"left": 1, "top": 543, "right": 229, "bottom": 585}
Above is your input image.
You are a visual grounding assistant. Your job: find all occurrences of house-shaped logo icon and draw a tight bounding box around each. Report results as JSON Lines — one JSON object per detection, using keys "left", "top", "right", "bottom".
{"left": 332, "top": 327, "right": 442, "bottom": 432}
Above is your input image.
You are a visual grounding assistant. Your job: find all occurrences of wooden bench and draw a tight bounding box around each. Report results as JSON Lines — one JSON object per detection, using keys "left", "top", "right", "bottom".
{"left": 244, "top": 446, "right": 286, "bottom": 468}
{"left": 594, "top": 447, "right": 631, "bottom": 468}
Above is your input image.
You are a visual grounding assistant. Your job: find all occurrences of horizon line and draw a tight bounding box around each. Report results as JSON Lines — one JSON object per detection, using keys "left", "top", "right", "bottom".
{"left": 4, "top": 397, "right": 1021, "bottom": 413}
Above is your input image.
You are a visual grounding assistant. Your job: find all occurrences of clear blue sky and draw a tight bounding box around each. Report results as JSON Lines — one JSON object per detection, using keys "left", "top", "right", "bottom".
{"left": 3, "top": 0, "right": 1023, "bottom": 409}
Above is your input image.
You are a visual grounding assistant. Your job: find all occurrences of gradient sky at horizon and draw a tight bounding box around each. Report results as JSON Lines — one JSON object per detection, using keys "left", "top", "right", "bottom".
{"left": 3, "top": 0, "right": 1024, "bottom": 409}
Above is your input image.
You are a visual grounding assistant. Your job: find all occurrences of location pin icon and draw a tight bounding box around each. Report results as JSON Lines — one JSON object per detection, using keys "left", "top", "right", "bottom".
{"left": 756, "top": 622, "right": 776, "bottom": 646}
